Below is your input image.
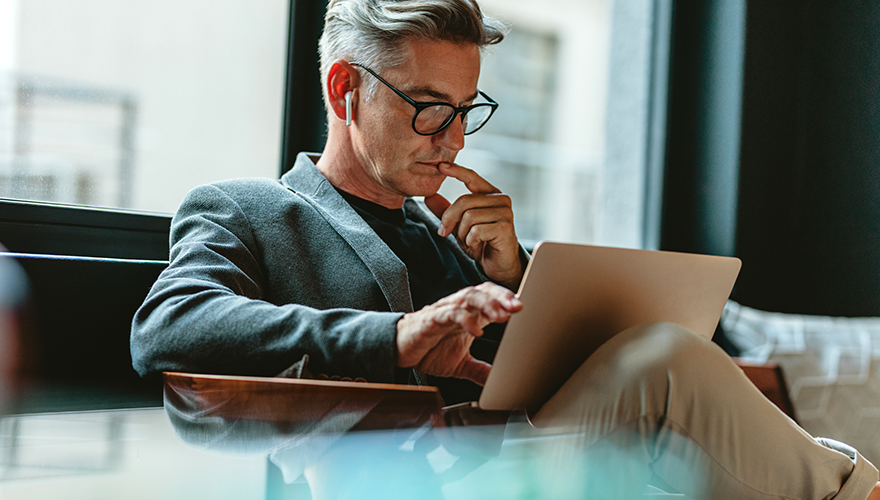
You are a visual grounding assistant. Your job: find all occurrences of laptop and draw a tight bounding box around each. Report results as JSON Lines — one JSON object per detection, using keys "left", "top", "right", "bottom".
{"left": 477, "top": 242, "right": 742, "bottom": 412}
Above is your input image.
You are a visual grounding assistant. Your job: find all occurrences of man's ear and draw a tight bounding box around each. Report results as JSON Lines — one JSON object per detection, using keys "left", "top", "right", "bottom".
{"left": 327, "top": 60, "right": 359, "bottom": 123}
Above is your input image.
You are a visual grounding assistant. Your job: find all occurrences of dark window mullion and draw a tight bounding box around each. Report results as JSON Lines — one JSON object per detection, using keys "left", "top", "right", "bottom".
{"left": 280, "top": 0, "right": 330, "bottom": 175}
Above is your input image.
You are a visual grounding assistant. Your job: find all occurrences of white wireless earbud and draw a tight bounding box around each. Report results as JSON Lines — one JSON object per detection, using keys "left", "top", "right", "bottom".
{"left": 345, "top": 91, "right": 353, "bottom": 126}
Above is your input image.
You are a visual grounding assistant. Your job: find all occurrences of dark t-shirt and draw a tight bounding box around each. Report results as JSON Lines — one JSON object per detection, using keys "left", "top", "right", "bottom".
{"left": 337, "top": 189, "right": 503, "bottom": 404}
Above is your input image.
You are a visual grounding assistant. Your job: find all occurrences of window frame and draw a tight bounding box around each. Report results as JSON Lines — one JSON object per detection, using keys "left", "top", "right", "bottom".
{"left": 0, "top": 198, "right": 171, "bottom": 260}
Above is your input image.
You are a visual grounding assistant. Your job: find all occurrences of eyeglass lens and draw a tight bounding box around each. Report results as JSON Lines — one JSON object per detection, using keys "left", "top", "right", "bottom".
{"left": 414, "top": 104, "right": 494, "bottom": 135}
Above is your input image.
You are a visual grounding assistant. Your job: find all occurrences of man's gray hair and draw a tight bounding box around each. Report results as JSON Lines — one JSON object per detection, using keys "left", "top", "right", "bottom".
{"left": 319, "top": 0, "right": 507, "bottom": 103}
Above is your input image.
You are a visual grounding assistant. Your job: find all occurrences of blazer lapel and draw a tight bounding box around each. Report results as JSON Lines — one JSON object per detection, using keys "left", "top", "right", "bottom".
{"left": 281, "top": 153, "right": 414, "bottom": 313}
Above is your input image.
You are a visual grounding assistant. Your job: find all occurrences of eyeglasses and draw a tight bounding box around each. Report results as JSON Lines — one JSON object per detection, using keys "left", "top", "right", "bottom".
{"left": 350, "top": 62, "right": 498, "bottom": 136}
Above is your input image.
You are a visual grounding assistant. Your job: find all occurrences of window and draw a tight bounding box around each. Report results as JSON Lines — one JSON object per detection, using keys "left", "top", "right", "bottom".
{"left": 0, "top": 0, "right": 665, "bottom": 255}
{"left": 441, "top": 0, "right": 663, "bottom": 248}
{"left": 0, "top": 0, "right": 289, "bottom": 214}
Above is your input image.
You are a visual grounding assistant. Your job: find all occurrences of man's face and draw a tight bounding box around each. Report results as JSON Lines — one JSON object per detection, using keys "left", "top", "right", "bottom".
{"left": 350, "top": 39, "right": 481, "bottom": 200}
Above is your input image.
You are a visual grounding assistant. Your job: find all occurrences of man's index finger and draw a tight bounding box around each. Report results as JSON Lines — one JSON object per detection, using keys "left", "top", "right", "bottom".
{"left": 439, "top": 162, "right": 500, "bottom": 195}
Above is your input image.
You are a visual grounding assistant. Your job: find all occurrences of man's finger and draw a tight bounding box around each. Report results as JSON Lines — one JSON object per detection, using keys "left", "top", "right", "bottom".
{"left": 448, "top": 307, "right": 489, "bottom": 336}
{"left": 471, "top": 282, "right": 522, "bottom": 308}
{"left": 455, "top": 206, "right": 511, "bottom": 247}
{"left": 438, "top": 193, "right": 510, "bottom": 238}
{"left": 434, "top": 286, "right": 519, "bottom": 331}
{"left": 434, "top": 300, "right": 493, "bottom": 335}
{"left": 458, "top": 358, "right": 492, "bottom": 386}
{"left": 463, "top": 284, "right": 522, "bottom": 325}
{"left": 439, "top": 162, "right": 500, "bottom": 195}
{"left": 425, "top": 193, "right": 451, "bottom": 220}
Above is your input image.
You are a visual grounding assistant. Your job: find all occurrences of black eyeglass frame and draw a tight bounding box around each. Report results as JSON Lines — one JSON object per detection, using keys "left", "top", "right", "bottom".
{"left": 350, "top": 62, "right": 499, "bottom": 136}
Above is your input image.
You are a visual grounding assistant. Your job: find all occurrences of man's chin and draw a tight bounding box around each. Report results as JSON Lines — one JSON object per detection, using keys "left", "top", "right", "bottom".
{"left": 410, "top": 179, "right": 447, "bottom": 198}
{"left": 399, "top": 171, "right": 446, "bottom": 198}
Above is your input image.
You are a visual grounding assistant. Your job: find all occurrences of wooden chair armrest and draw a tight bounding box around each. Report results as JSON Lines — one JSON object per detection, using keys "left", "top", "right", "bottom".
{"left": 732, "top": 358, "right": 798, "bottom": 422}
{"left": 163, "top": 371, "right": 444, "bottom": 431}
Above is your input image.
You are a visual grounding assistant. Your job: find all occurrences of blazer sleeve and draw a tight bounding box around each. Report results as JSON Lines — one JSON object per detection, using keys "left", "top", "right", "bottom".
{"left": 130, "top": 184, "right": 402, "bottom": 383}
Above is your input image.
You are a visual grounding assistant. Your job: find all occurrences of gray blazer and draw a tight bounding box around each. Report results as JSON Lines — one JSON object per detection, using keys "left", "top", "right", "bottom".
{"left": 131, "top": 153, "right": 494, "bottom": 383}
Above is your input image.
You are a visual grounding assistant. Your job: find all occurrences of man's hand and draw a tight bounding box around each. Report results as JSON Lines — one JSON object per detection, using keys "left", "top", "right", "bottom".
{"left": 425, "top": 162, "right": 524, "bottom": 290}
{"left": 396, "top": 282, "right": 522, "bottom": 386}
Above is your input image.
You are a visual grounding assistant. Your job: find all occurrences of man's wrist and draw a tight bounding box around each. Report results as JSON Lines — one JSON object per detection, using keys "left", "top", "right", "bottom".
{"left": 493, "top": 267, "right": 523, "bottom": 291}
{"left": 484, "top": 252, "right": 526, "bottom": 291}
{"left": 395, "top": 311, "right": 418, "bottom": 368}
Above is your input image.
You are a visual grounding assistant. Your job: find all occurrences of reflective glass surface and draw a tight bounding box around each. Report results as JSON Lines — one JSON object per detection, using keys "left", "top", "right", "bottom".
{"left": 0, "top": 373, "right": 691, "bottom": 499}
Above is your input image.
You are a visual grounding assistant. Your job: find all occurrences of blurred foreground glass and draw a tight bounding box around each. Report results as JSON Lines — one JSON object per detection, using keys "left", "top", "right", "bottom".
{"left": 0, "top": 408, "right": 681, "bottom": 499}
{"left": 0, "top": 0, "right": 288, "bottom": 213}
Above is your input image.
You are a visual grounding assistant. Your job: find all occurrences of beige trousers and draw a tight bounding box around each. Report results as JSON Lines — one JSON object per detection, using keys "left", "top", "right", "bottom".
{"left": 530, "top": 323, "right": 879, "bottom": 500}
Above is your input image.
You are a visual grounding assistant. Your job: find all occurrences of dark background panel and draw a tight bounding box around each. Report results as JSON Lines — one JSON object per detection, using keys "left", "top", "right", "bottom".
{"left": 660, "top": 0, "right": 880, "bottom": 317}
{"left": 9, "top": 254, "right": 167, "bottom": 412}
{"left": 660, "top": 0, "right": 745, "bottom": 258}
{"left": 733, "top": 1, "right": 880, "bottom": 316}
{"left": 281, "top": 0, "right": 331, "bottom": 172}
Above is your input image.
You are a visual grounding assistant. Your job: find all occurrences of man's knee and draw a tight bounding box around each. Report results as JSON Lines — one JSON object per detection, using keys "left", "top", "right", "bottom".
{"left": 534, "top": 322, "right": 732, "bottom": 428}
{"left": 598, "top": 322, "right": 728, "bottom": 389}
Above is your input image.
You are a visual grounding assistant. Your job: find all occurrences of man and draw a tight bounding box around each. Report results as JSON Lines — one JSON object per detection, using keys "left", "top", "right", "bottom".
{"left": 131, "top": 0, "right": 880, "bottom": 497}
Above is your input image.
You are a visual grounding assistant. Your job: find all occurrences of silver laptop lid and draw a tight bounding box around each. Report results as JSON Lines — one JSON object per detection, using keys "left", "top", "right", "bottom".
{"left": 478, "top": 242, "right": 741, "bottom": 412}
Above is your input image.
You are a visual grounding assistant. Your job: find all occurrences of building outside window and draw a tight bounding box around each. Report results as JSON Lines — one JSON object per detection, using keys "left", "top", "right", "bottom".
{"left": 0, "top": 0, "right": 289, "bottom": 213}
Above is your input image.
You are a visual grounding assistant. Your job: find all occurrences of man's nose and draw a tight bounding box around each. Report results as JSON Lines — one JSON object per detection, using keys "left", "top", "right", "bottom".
{"left": 432, "top": 115, "right": 465, "bottom": 152}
